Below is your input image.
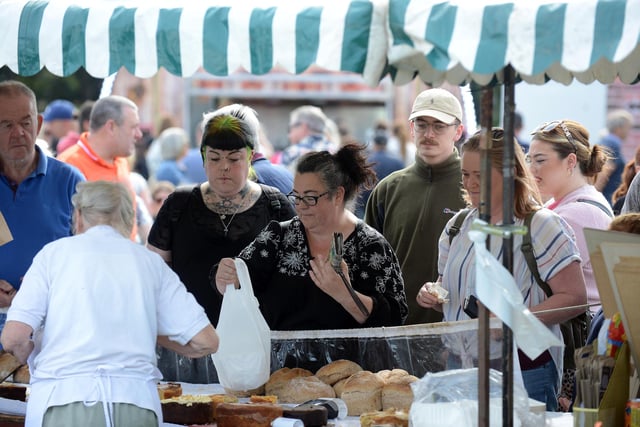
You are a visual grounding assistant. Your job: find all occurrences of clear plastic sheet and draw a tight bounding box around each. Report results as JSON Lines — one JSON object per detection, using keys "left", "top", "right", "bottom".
{"left": 410, "top": 368, "right": 544, "bottom": 426}
{"left": 157, "top": 318, "right": 512, "bottom": 383}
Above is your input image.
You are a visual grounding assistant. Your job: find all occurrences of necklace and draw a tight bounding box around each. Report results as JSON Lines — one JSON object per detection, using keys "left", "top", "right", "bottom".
{"left": 219, "top": 207, "right": 240, "bottom": 237}
{"left": 217, "top": 190, "right": 249, "bottom": 237}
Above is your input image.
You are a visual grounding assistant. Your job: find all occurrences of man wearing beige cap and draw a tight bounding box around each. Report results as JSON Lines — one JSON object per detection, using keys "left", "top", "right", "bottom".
{"left": 365, "top": 88, "right": 467, "bottom": 325}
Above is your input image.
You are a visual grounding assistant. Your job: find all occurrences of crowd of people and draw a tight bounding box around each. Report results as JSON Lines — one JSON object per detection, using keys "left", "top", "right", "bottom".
{"left": 1, "top": 77, "right": 639, "bottom": 425}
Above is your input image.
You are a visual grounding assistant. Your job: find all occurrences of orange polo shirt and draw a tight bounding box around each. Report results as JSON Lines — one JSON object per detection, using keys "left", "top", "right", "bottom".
{"left": 58, "top": 132, "right": 138, "bottom": 240}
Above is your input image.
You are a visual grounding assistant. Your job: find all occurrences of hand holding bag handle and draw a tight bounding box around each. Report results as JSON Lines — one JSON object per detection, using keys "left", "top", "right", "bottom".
{"left": 212, "top": 258, "right": 271, "bottom": 391}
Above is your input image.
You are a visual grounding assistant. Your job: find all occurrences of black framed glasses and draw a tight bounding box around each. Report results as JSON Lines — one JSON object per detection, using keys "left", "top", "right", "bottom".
{"left": 412, "top": 119, "right": 456, "bottom": 135}
{"left": 536, "top": 120, "right": 578, "bottom": 153}
{"left": 287, "top": 191, "right": 329, "bottom": 206}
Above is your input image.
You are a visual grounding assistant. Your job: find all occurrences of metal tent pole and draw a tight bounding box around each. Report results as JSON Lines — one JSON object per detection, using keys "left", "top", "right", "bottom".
{"left": 477, "top": 85, "right": 494, "bottom": 427}
{"left": 501, "top": 64, "right": 517, "bottom": 427}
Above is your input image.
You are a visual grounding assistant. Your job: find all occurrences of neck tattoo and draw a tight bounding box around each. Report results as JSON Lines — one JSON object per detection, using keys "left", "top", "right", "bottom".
{"left": 206, "top": 186, "right": 250, "bottom": 237}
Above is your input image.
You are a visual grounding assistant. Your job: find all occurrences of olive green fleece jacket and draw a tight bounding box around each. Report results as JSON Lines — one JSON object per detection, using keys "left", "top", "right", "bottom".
{"left": 364, "top": 151, "right": 467, "bottom": 325}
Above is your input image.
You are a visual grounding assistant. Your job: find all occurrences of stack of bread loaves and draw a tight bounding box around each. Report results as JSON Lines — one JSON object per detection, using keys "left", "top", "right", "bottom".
{"left": 314, "top": 360, "right": 418, "bottom": 416}
{"left": 265, "top": 367, "right": 335, "bottom": 404}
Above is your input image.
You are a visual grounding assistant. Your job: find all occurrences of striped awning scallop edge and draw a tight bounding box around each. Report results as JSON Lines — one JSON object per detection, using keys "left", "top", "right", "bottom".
{"left": 0, "top": 0, "right": 388, "bottom": 86}
{"left": 2, "top": 0, "right": 640, "bottom": 87}
{"left": 387, "top": 0, "right": 640, "bottom": 86}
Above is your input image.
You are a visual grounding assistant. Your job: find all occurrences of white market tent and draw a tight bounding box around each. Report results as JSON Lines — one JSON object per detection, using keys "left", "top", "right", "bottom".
{"left": 1, "top": 0, "right": 639, "bottom": 87}
{"left": 2, "top": 0, "right": 639, "bottom": 424}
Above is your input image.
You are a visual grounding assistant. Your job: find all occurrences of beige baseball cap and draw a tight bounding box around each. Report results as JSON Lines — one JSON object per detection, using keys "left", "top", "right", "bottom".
{"left": 409, "top": 88, "right": 462, "bottom": 124}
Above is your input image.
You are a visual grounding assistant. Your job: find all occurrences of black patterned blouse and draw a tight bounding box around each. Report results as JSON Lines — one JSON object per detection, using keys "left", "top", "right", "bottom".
{"left": 237, "top": 217, "right": 408, "bottom": 330}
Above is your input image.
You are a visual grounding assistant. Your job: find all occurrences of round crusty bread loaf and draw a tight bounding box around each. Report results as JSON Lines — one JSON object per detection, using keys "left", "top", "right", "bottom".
{"left": 381, "top": 375, "right": 418, "bottom": 411}
{"left": 333, "top": 376, "right": 348, "bottom": 398}
{"left": 265, "top": 367, "right": 313, "bottom": 397}
{"left": 375, "top": 368, "right": 409, "bottom": 383}
{"left": 315, "top": 359, "right": 363, "bottom": 385}
{"left": 277, "top": 375, "right": 336, "bottom": 404}
{"left": 12, "top": 365, "right": 30, "bottom": 384}
{"left": 341, "top": 370, "right": 385, "bottom": 416}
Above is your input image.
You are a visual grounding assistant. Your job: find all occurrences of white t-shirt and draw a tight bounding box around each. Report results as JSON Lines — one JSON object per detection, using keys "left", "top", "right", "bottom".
{"left": 8, "top": 225, "right": 210, "bottom": 426}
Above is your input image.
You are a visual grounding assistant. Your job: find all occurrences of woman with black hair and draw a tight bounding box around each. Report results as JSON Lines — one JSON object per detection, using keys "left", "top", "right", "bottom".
{"left": 215, "top": 143, "right": 408, "bottom": 331}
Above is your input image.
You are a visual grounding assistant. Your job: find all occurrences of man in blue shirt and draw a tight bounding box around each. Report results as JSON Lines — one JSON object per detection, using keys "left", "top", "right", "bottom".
{"left": 596, "top": 109, "right": 634, "bottom": 204}
{"left": 0, "top": 81, "right": 84, "bottom": 339}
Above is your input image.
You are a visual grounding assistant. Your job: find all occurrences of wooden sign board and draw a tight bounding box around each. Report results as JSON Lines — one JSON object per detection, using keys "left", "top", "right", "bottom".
{"left": 599, "top": 241, "right": 640, "bottom": 375}
{"left": 583, "top": 228, "right": 640, "bottom": 318}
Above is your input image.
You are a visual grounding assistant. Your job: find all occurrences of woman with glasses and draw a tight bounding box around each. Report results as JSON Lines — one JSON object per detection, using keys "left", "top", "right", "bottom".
{"left": 146, "top": 104, "right": 295, "bottom": 383}
{"left": 417, "top": 128, "right": 586, "bottom": 411}
{"left": 215, "top": 143, "right": 408, "bottom": 331}
{"left": 528, "top": 119, "right": 612, "bottom": 411}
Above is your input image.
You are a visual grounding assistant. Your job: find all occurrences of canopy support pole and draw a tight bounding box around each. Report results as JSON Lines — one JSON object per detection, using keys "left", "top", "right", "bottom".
{"left": 501, "top": 64, "right": 517, "bottom": 427}
{"left": 477, "top": 84, "right": 494, "bottom": 427}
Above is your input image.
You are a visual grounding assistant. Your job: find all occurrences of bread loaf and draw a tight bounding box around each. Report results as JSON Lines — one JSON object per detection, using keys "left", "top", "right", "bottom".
{"left": 277, "top": 376, "right": 336, "bottom": 404}
{"left": 376, "top": 368, "right": 410, "bottom": 383}
{"left": 12, "top": 365, "right": 30, "bottom": 384}
{"left": 265, "top": 367, "right": 313, "bottom": 397}
{"left": 341, "top": 370, "right": 384, "bottom": 416}
{"left": 381, "top": 378, "right": 417, "bottom": 411}
{"left": 315, "top": 359, "right": 362, "bottom": 385}
{"left": 360, "top": 408, "right": 409, "bottom": 427}
{"left": 216, "top": 402, "right": 284, "bottom": 427}
{"left": 333, "top": 377, "right": 348, "bottom": 397}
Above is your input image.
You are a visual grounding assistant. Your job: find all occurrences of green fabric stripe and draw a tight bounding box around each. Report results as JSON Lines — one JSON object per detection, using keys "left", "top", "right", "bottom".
{"left": 109, "top": 7, "right": 136, "bottom": 75}
{"left": 341, "top": 1, "right": 372, "bottom": 73}
{"left": 157, "top": 8, "right": 182, "bottom": 76}
{"left": 590, "top": 0, "right": 625, "bottom": 65}
{"left": 61, "top": 6, "right": 89, "bottom": 76}
{"left": 532, "top": 3, "right": 566, "bottom": 75}
{"left": 425, "top": 2, "right": 457, "bottom": 72}
{"left": 474, "top": 4, "right": 512, "bottom": 74}
{"left": 389, "top": 0, "right": 412, "bottom": 47}
{"left": 203, "top": 7, "right": 230, "bottom": 76}
{"left": 249, "top": 8, "right": 275, "bottom": 75}
{"left": 295, "top": 7, "right": 321, "bottom": 74}
{"left": 17, "top": 1, "right": 47, "bottom": 76}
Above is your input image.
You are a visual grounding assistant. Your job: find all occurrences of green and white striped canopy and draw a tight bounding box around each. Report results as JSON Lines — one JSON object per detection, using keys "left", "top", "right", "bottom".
{"left": 387, "top": 0, "right": 640, "bottom": 86}
{"left": 2, "top": 0, "right": 640, "bottom": 86}
{"left": 0, "top": 0, "right": 388, "bottom": 84}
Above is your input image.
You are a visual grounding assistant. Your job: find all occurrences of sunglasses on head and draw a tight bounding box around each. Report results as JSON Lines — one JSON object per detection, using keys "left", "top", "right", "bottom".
{"left": 535, "top": 120, "right": 578, "bottom": 153}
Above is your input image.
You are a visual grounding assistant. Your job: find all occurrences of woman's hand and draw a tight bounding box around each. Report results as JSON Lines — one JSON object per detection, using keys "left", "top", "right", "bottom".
{"left": 309, "top": 257, "right": 346, "bottom": 296}
{"left": 309, "top": 257, "right": 372, "bottom": 323}
{"left": 416, "top": 282, "right": 444, "bottom": 312}
{"left": 215, "top": 258, "right": 240, "bottom": 294}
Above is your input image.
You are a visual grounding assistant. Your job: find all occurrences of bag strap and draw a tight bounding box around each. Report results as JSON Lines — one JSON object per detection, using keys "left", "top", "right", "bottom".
{"left": 576, "top": 198, "right": 613, "bottom": 218}
{"left": 521, "top": 210, "right": 553, "bottom": 297}
{"left": 259, "top": 184, "right": 285, "bottom": 221}
{"left": 448, "top": 209, "right": 471, "bottom": 245}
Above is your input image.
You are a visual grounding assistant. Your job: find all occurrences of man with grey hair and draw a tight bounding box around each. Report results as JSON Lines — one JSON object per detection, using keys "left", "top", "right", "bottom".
{"left": 2, "top": 180, "right": 218, "bottom": 427}
{"left": 595, "top": 109, "right": 634, "bottom": 203}
{"left": 0, "top": 80, "right": 84, "bottom": 347}
{"left": 281, "top": 105, "right": 337, "bottom": 172}
{"left": 59, "top": 95, "right": 143, "bottom": 240}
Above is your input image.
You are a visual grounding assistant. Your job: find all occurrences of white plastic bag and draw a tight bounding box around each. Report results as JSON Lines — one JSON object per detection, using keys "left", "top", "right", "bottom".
{"left": 212, "top": 258, "right": 271, "bottom": 391}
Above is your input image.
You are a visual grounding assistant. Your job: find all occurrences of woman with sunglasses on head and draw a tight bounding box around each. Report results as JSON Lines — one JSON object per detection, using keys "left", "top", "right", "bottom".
{"left": 417, "top": 128, "right": 587, "bottom": 411}
{"left": 528, "top": 120, "right": 613, "bottom": 411}
{"left": 215, "top": 143, "right": 408, "bottom": 331}
{"left": 147, "top": 104, "right": 295, "bottom": 383}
